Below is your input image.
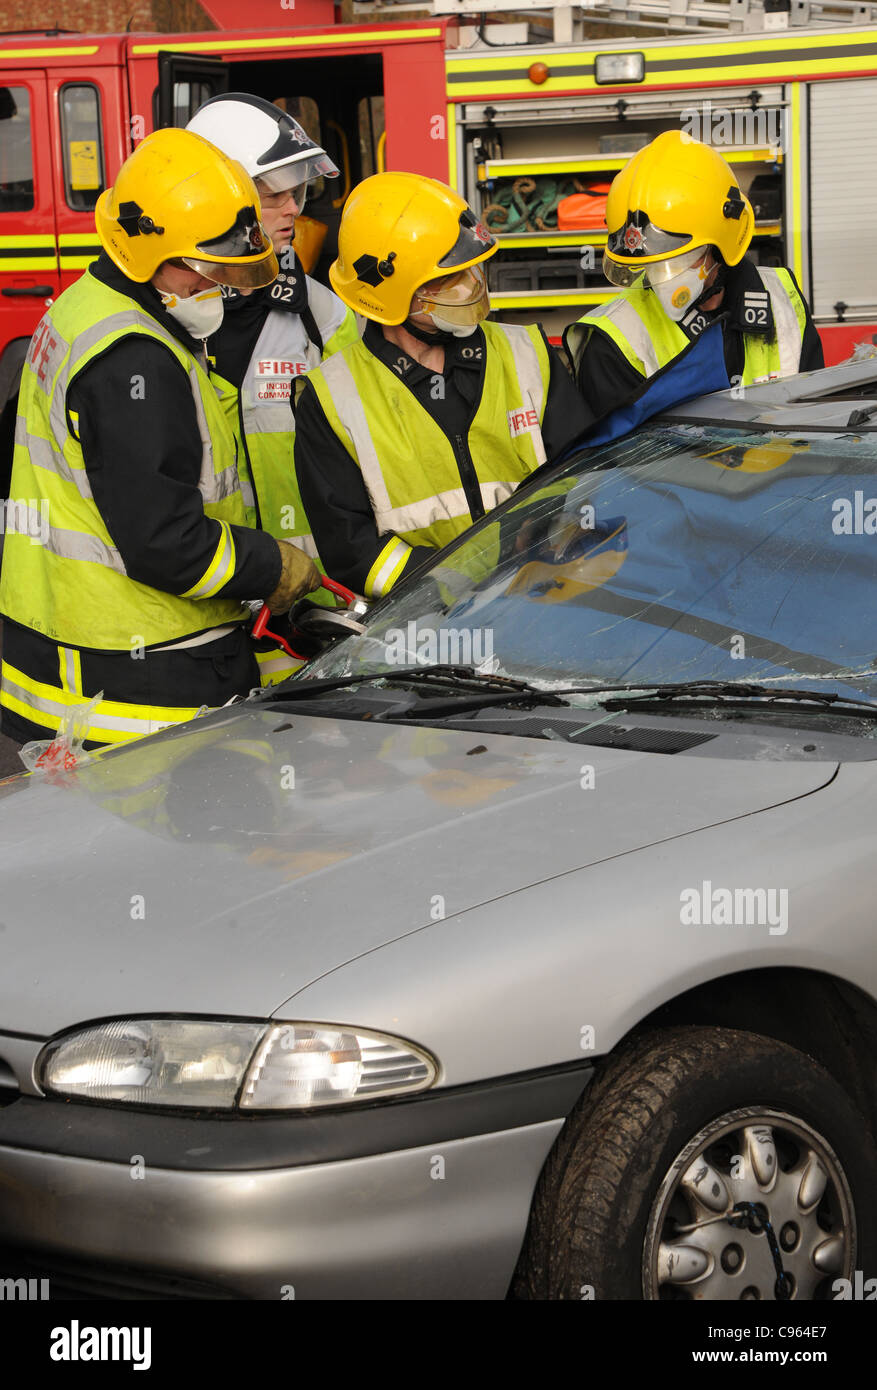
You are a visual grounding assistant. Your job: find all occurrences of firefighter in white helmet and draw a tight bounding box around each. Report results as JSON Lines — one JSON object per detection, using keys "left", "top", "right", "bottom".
{"left": 187, "top": 94, "right": 359, "bottom": 620}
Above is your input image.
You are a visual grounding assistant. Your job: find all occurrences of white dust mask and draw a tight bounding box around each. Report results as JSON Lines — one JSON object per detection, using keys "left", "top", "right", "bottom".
{"left": 159, "top": 285, "right": 224, "bottom": 339}
{"left": 649, "top": 253, "right": 715, "bottom": 322}
{"left": 428, "top": 313, "right": 479, "bottom": 338}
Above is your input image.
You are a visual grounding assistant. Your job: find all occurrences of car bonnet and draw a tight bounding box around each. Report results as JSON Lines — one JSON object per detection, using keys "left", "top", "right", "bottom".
{"left": 0, "top": 704, "right": 836, "bottom": 1035}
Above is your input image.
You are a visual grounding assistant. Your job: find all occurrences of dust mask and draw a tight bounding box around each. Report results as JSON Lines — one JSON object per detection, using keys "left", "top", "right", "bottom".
{"left": 158, "top": 284, "right": 224, "bottom": 339}
{"left": 427, "top": 313, "right": 478, "bottom": 338}
{"left": 646, "top": 249, "right": 715, "bottom": 323}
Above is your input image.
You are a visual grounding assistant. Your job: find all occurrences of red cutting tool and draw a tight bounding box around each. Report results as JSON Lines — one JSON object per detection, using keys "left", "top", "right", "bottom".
{"left": 251, "top": 576, "right": 358, "bottom": 660}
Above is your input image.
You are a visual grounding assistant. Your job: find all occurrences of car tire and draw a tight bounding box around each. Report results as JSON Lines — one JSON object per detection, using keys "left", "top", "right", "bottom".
{"left": 513, "top": 1025, "right": 877, "bottom": 1301}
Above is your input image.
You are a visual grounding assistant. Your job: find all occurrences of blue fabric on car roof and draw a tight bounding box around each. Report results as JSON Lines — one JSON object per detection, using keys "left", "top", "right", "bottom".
{"left": 565, "top": 321, "right": 732, "bottom": 454}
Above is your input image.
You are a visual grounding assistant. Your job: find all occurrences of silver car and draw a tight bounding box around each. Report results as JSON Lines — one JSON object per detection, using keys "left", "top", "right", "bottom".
{"left": 1, "top": 361, "right": 877, "bottom": 1301}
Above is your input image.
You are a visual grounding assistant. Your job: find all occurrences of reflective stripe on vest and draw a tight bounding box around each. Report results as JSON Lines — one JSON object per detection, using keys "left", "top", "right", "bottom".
{"left": 242, "top": 306, "right": 320, "bottom": 447}
{"left": 254, "top": 645, "right": 303, "bottom": 683}
{"left": 310, "top": 320, "right": 550, "bottom": 555}
{"left": 756, "top": 266, "right": 805, "bottom": 381}
{"left": 0, "top": 273, "right": 251, "bottom": 652}
{"left": 4, "top": 500, "right": 126, "bottom": 571}
{"left": 0, "top": 658, "right": 205, "bottom": 745}
{"left": 365, "top": 534, "right": 416, "bottom": 599}
{"left": 568, "top": 267, "right": 807, "bottom": 385}
{"left": 575, "top": 294, "right": 665, "bottom": 376}
{"left": 15, "top": 414, "right": 93, "bottom": 502}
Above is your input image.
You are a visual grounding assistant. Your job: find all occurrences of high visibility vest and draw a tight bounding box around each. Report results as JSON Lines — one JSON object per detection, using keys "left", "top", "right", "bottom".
{"left": 225, "top": 281, "right": 359, "bottom": 684}
{"left": 0, "top": 274, "right": 255, "bottom": 744}
{"left": 227, "top": 281, "right": 358, "bottom": 646}
{"left": 233, "top": 279, "right": 358, "bottom": 546}
{"left": 566, "top": 266, "right": 807, "bottom": 387}
{"left": 306, "top": 320, "right": 551, "bottom": 598}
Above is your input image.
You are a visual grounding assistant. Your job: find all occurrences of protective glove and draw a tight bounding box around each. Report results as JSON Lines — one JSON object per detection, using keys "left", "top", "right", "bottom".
{"left": 266, "top": 540, "right": 321, "bottom": 614}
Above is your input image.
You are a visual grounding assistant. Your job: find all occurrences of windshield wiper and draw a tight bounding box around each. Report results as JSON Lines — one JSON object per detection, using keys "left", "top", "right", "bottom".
{"left": 579, "top": 679, "right": 877, "bottom": 716}
{"left": 255, "top": 664, "right": 567, "bottom": 706}
{"left": 258, "top": 669, "right": 877, "bottom": 722}
{"left": 847, "top": 402, "right": 877, "bottom": 428}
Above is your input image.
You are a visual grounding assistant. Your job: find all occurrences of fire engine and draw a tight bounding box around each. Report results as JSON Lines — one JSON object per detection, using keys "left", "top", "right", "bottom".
{"left": 3, "top": 0, "right": 877, "bottom": 486}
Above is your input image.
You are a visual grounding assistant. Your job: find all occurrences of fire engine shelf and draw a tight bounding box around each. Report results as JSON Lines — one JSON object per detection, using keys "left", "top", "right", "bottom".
{"left": 481, "top": 148, "right": 783, "bottom": 180}
{"left": 487, "top": 221, "right": 784, "bottom": 308}
{"left": 490, "top": 290, "right": 615, "bottom": 311}
{"left": 480, "top": 143, "right": 784, "bottom": 312}
{"left": 493, "top": 224, "right": 782, "bottom": 250}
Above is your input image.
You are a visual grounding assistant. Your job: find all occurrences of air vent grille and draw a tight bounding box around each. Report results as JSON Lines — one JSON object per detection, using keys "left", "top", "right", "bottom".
{"left": 436, "top": 718, "right": 716, "bottom": 753}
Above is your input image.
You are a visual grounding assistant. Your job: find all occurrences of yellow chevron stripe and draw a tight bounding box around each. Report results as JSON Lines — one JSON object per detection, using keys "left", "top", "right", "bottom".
{"left": 132, "top": 28, "right": 441, "bottom": 56}
{"left": 0, "top": 257, "right": 57, "bottom": 271}
{"left": 446, "top": 27, "right": 877, "bottom": 73}
{"left": 0, "top": 45, "right": 99, "bottom": 58}
{"left": 788, "top": 82, "right": 805, "bottom": 289}
{"left": 58, "top": 234, "right": 104, "bottom": 246}
{"left": 0, "top": 235, "right": 56, "bottom": 247}
{"left": 447, "top": 30, "right": 877, "bottom": 96}
{"left": 447, "top": 101, "right": 457, "bottom": 191}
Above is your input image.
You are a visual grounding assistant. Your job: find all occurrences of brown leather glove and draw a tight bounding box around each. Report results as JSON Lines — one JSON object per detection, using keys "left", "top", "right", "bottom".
{"left": 266, "top": 540, "right": 321, "bottom": 614}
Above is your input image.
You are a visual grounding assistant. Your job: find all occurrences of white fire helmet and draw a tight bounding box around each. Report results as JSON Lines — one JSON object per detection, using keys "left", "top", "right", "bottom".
{"left": 186, "top": 93, "right": 339, "bottom": 206}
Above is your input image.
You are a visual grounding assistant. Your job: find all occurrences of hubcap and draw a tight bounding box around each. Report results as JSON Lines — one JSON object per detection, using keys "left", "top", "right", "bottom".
{"left": 642, "top": 1108, "right": 855, "bottom": 1300}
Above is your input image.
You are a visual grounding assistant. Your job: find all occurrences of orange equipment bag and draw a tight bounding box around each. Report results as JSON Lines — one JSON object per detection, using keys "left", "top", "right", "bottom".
{"left": 557, "top": 184, "right": 611, "bottom": 231}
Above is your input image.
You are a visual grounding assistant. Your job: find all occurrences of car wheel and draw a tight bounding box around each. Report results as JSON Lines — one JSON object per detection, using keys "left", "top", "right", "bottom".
{"left": 514, "top": 1026, "right": 877, "bottom": 1300}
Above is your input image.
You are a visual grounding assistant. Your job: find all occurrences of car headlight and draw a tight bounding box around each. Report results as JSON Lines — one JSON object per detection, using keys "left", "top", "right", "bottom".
{"left": 38, "top": 1019, "right": 437, "bottom": 1110}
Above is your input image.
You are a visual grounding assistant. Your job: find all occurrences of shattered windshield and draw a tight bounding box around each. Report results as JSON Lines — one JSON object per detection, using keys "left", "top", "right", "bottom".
{"left": 304, "top": 422, "right": 877, "bottom": 706}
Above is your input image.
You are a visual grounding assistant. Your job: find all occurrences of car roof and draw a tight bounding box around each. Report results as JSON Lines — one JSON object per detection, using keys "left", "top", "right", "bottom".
{"left": 661, "top": 356, "right": 877, "bottom": 432}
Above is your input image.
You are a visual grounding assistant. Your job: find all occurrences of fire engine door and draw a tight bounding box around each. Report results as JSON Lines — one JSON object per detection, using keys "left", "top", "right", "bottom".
{"left": 156, "top": 53, "right": 229, "bottom": 129}
{"left": 0, "top": 71, "right": 59, "bottom": 495}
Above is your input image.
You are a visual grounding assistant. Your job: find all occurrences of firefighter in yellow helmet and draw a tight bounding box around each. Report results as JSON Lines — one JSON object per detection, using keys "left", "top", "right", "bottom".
{"left": 0, "top": 128, "right": 320, "bottom": 751}
{"left": 565, "top": 132, "right": 823, "bottom": 424}
{"left": 293, "top": 172, "right": 591, "bottom": 600}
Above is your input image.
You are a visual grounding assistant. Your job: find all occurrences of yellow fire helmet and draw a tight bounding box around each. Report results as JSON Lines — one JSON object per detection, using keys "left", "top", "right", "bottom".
{"left": 330, "top": 171, "right": 498, "bottom": 325}
{"left": 603, "top": 131, "right": 754, "bottom": 288}
{"left": 95, "top": 128, "right": 278, "bottom": 287}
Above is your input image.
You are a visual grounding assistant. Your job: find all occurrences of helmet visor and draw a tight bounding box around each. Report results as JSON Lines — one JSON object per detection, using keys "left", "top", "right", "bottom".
{"left": 257, "top": 179, "right": 310, "bottom": 213}
{"left": 195, "top": 206, "right": 271, "bottom": 258}
{"left": 606, "top": 215, "right": 692, "bottom": 262}
{"left": 643, "top": 245, "right": 711, "bottom": 286}
{"left": 188, "top": 206, "right": 278, "bottom": 286}
{"left": 437, "top": 210, "right": 497, "bottom": 269}
{"left": 257, "top": 152, "right": 340, "bottom": 192}
{"left": 182, "top": 245, "right": 279, "bottom": 289}
{"left": 602, "top": 250, "right": 646, "bottom": 288}
{"left": 413, "top": 264, "right": 490, "bottom": 326}
{"left": 602, "top": 240, "right": 710, "bottom": 289}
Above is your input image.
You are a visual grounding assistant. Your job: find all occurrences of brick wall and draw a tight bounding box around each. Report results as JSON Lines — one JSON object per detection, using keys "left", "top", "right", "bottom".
{"left": 0, "top": 0, "right": 216, "bottom": 35}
